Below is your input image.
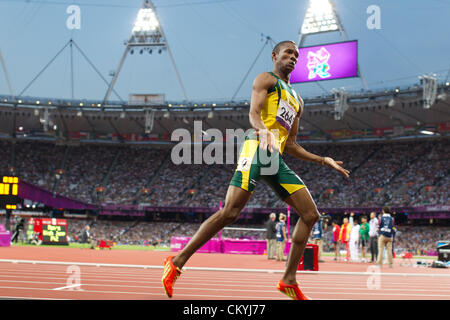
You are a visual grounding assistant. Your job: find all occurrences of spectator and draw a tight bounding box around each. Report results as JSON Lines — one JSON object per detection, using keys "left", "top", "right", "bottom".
{"left": 339, "top": 216, "right": 351, "bottom": 262}
{"left": 377, "top": 206, "right": 394, "bottom": 268}
{"left": 359, "top": 215, "right": 370, "bottom": 262}
{"left": 349, "top": 218, "right": 360, "bottom": 262}
{"left": 312, "top": 213, "right": 325, "bottom": 263}
{"left": 265, "top": 213, "right": 277, "bottom": 260}
{"left": 79, "top": 225, "right": 95, "bottom": 249}
{"left": 331, "top": 220, "right": 341, "bottom": 261}
{"left": 275, "top": 214, "right": 287, "bottom": 262}
{"left": 369, "top": 211, "right": 379, "bottom": 263}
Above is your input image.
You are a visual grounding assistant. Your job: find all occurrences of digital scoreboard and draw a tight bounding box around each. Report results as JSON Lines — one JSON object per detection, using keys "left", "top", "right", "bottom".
{"left": 0, "top": 176, "right": 20, "bottom": 210}
{"left": 34, "top": 218, "right": 69, "bottom": 245}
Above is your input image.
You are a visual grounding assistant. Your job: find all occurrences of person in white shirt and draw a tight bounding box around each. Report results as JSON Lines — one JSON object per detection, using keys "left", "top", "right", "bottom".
{"left": 368, "top": 212, "right": 379, "bottom": 262}
{"left": 349, "top": 218, "right": 360, "bottom": 262}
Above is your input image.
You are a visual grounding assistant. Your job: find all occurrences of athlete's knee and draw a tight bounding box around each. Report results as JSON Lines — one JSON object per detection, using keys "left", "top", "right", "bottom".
{"left": 301, "top": 209, "right": 319, "bottom": 227}
{"left": 221, "top": 205, "right": 242, "bottom": 224}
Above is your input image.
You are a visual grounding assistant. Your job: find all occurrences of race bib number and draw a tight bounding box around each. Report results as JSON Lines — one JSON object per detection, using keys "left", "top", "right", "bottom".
{"left": 276, "top": 99, "right": 297, "bottom": 131}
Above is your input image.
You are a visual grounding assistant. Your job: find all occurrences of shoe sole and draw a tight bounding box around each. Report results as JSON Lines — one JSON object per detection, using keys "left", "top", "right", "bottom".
{"left": 162, "top": 278, "right": 172, "bottom": 298}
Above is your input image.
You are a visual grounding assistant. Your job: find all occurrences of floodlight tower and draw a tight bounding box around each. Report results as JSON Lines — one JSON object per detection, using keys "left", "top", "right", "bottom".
{"left": 103, "top": 0, "right": 188, "bottom": 106}
{"left": 297, "top": 0, "right": 368, "bottom": 90}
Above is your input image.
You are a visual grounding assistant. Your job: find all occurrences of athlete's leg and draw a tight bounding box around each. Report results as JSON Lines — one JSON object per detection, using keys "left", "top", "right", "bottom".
{"left": 172, "top": 185, "right": 251, "bottom": 269}
{"left": 281, "top": 187, "right": 319, "bottom": 285}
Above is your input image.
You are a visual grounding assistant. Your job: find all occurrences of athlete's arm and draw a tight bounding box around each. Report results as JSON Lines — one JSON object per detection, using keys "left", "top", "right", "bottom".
{"left": 249, "top": 72, "right": 278, "bottom": 153}
{"left": 284, "top": 102, "right": 350, "bottom": 179}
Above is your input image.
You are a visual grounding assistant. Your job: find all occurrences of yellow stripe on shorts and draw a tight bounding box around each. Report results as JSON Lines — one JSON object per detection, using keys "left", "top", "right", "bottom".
{"left": 280, "top": 183, "right": 306, "bottom": 195}
{"left": 237, "top": 139, "right": 259, "bottom": 191}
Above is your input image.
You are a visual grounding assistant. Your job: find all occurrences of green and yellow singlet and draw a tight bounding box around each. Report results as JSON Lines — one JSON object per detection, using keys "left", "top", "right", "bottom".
{"left": 261, "top": 72, "right": 301, "bottom": 154}
{"left": 230, "top": 72, "right": 306, "bottom": 198}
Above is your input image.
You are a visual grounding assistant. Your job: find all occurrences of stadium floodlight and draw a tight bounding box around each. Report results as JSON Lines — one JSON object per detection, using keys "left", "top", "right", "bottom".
{"left": 103, "top": 0, "right": 189, "bottom": 106}
{"left": 132, "top": 8, "right": 160, "bottom": 33}
{"left": 419, "top": 74, "right": 437, "bottom": 109}
{"left": 332, "top": 88, "right": 349, "bottom": 120}
{"left": 144, "top": 108, "right": 155, "bottom": 134}
{"left": 301, "top": 0, "right": 339, "bottom": 35}
{"left": 296, "top": 0, "right": 369, "bottom": 90}
{"left": 129, "top": 5, "right": 164, "bottom": 46}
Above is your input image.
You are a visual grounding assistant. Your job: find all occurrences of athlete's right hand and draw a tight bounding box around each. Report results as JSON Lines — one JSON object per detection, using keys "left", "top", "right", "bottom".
{"left": 255, "top": 128, "right": 278, "bottom": 154}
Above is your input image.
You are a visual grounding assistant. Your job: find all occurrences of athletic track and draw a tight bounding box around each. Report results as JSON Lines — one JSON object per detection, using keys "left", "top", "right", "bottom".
{"left": 0, "top": 246, "right": 448, "bottom": 300}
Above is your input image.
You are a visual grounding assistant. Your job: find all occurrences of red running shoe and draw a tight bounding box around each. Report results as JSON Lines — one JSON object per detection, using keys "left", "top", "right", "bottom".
{"left": 277, "top": 280, "right": 311, "bottom": 300}
{"left": 162, "top": 256, "right": 182, "bottom": 298}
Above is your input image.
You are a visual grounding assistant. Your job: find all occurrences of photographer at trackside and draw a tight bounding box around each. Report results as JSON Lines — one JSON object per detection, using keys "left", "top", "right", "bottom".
{"left": 311, "top": 212, "right": 330, "bottom": 263}
{"left": 376, "top": 207, "right": 394, "bottom": 268}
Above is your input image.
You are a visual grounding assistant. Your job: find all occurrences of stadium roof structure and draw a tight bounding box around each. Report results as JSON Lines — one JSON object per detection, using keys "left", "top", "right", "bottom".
{"left": 103, "top": 0, "right": 188, "bottom": 106}
{"left": 0, "top": 1, "right": 448, "bottom": 144}
{"left": 0, "top": 82, "right": 448, "bottom": 144}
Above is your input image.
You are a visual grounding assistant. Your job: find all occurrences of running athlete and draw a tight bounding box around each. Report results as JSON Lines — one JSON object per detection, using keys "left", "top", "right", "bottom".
{"left": 162, "top": 40, "right": 350, "bottom": 300}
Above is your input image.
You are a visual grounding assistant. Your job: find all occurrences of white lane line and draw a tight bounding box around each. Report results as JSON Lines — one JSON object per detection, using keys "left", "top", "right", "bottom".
{"left": 0, "top": 267, "right": 446, "bottom": 284}
{"left": 0, "top": 259, "right": 448, "bottom": 277}
{"left": 0, "top": 286, "right": 283, "bottom": 300}
{"left": 0, "top": 295, "right": 72, "bottom": 300}
{"left": 53, "top": 284, "right": 83, "bottom": 291}
{"left": 0, "top": 270, "right": 446, "bottom": 288}
{"left": 0, "top": 278, "right": 449, "bottom": 295}
{"left": 0, "top": 276, "right": 449, "bottom": 292}
{"left": 0, "top": 270, "right": 447, "bottom": 289}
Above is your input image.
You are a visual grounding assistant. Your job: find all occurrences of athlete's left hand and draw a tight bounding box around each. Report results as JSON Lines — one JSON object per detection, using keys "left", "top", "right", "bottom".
{"left": 323, "top": 157, "right": 350, "bottom": 179}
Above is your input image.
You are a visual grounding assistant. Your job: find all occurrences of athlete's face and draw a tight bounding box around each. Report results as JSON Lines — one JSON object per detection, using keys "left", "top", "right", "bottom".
{"left": 273, "top": 43, "right": 299, "bottom": 74}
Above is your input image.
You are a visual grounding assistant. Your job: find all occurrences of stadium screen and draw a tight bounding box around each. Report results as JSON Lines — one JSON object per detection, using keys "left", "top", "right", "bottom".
{"left": 40, "top": 218, "right": 69, "bottom": 245}
{"left": 0, "top": 176, "right": 20, "bottom": 209}
{"left": 290, "top": 40, "right": 358, "bottom": 84}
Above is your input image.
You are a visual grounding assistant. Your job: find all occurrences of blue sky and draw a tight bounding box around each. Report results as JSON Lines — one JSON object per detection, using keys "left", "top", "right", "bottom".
{"left": 0, "top": 0, "right": 449, "bottom": 102}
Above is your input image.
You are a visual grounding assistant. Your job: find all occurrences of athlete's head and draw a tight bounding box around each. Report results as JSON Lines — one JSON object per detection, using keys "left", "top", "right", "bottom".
{"left": 270, "top": 212, "right": 276, "bottom": 220}
{"left": 279, "top": 213, "right": 286, "bottom": 222}
{"left": 272, "top": 40, "right": 299, "bottom": 75}
{"left": 343, "top": 217, "right": 349, "bottom": 224}
{"left": 370, "top": 212, "right": 376, "bottom": 219}
{"left": 361, "top": 216, "right": 367, "bottom": 223}
{"left": 382, "top": 206, "right": 391, "bottom": 215}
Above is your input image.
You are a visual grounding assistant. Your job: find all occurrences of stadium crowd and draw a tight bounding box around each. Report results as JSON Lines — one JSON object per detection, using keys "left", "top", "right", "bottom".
{"left": 0, "top": 139, "right": 448, "bottom": 209}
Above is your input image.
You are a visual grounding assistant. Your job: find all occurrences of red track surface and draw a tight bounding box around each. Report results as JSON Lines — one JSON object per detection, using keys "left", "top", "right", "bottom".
{"left": 0, "top": 246, "right": 449, "bottom": 300}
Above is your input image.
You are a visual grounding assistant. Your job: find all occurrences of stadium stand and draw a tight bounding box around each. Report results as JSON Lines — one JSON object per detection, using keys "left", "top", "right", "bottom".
{"left": 1, "top": 139, "right": 447, "bottom": 208}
